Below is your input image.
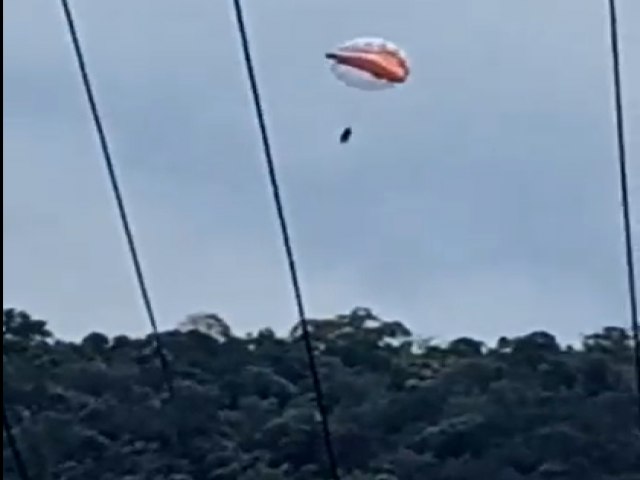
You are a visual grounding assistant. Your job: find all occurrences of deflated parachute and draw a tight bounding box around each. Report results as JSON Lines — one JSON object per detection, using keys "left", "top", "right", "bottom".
{"left": 326, "top": 37, "right": 410, "bottom": 91}
{"left": 325, "top": 37, "right": 410, "bottom": 143}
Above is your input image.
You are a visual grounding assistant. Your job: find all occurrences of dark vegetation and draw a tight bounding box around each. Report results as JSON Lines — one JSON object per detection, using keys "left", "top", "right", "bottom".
{"left": 3, "top": 307, "right": 640, "bottom": 479}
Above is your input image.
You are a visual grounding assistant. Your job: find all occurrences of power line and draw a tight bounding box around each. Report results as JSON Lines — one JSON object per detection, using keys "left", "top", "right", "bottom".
{"left": 606, "top": 0, "right": 640, "bottom": 426}
{"left": 59, "top": 0, "right": 174, "bottom": 400}
{"left": 3, "top": 402, "right": 32, "bottom": 480}
{"left": 229, "top": 1, "right": 341, "bottom": 478}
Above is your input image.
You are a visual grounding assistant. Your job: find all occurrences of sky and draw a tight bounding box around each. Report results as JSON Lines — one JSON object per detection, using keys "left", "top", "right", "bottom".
{"left": 3, "top": 0, "right": 639, "bottom": 344}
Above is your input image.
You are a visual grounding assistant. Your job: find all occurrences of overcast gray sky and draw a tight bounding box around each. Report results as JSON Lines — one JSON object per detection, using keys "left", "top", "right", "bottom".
{"left": 4, "top": 0, "right": 639, "bottom": 343}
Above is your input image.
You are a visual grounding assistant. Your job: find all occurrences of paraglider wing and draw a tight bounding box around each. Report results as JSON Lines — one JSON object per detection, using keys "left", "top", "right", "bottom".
{"left": 325, "top": 37, "right": 410, "bottom": 91}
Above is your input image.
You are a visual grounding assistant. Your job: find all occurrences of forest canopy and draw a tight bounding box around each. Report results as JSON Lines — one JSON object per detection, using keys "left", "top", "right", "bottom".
{"left": 3, "top": 307, "right": 640, "bottom": 480}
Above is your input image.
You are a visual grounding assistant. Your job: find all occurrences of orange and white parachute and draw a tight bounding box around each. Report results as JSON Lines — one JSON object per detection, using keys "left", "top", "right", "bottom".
{"left": 325, "top": 37, "right": 410, "bottom": 91}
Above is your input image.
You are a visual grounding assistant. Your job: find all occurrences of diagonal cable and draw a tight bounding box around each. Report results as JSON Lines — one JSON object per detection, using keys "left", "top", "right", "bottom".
{"left": 59, "top": 0, "right": 174, "bottom": 400}
{"left": 3, "top": 401, "right": 32, "bottom": 480}
{"left": 229, "top": 1, "right": 341, "bottom": 478}
{"left": 606, "top": 0, "right": 640, "bottom": 426}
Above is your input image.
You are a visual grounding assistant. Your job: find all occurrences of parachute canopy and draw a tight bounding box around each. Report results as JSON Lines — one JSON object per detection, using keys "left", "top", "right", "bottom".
{"left": 326, "top": 37, "right": 410, "bottom": 91}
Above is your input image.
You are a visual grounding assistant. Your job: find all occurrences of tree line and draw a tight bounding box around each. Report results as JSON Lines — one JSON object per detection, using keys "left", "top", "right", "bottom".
{"left": 3, "top": 307, "right": 640, "bottom": 479}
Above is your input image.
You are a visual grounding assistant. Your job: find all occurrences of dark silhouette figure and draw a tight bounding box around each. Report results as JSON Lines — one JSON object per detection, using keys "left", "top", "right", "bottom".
{"left": 340, "top": 127, "right": 352, "bottom": 144}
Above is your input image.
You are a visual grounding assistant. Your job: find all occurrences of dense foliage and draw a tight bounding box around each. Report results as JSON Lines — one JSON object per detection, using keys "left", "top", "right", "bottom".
{"left": 3, "top": 307, "right": 640, "bottom": 479}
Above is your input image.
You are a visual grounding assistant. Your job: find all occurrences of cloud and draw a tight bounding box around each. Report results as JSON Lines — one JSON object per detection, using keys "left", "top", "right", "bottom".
{"left": 3, "top": 0, "right": 639, "bottom": 343}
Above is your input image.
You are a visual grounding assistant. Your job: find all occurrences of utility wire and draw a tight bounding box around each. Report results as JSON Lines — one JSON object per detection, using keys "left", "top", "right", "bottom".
{"left": 3, "top": 401, "right": 32, "bottom": 480}
{"left": 229, "top": 1, "right": 341, "bottom": 478}
{"left": 606, "top": 0, "right": 640, "bottom": 426}
{"left": 59, "top": 0, "right": 174, "bottom": 400}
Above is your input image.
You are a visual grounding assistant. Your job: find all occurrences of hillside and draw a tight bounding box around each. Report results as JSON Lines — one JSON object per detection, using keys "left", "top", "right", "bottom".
{"left": 3, "top": 307, "right": 640, "bottom": 480}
